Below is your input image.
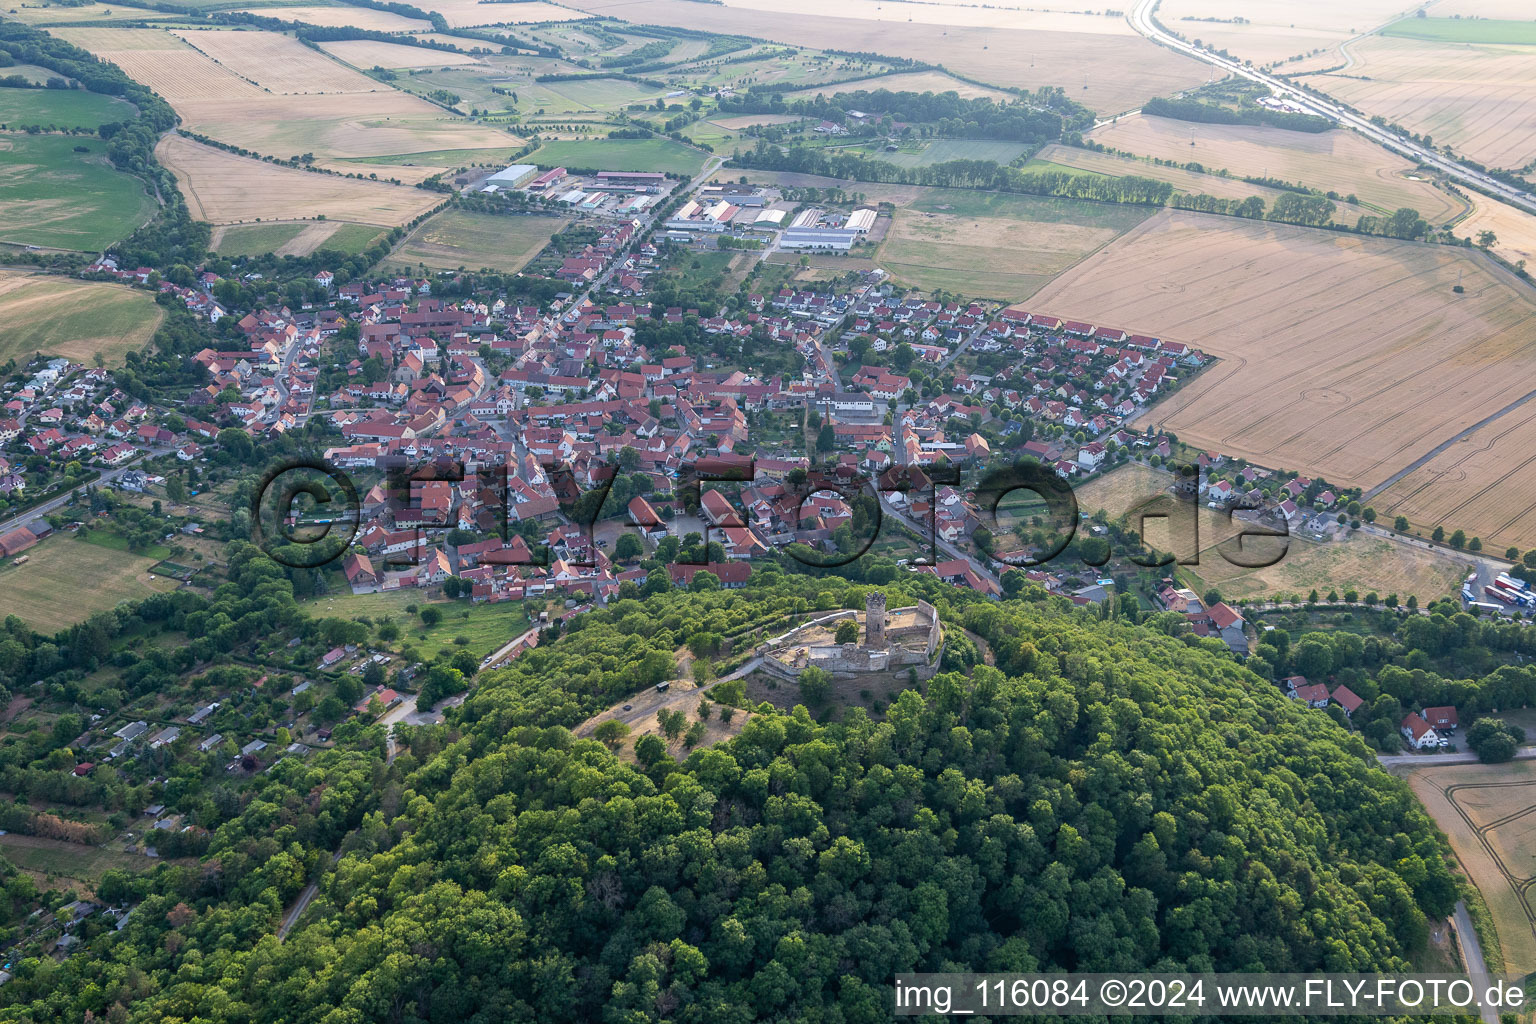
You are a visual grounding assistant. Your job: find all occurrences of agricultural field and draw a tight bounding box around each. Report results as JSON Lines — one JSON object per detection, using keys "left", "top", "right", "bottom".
{"left": 404, "top": 0, "right": 587, "bottom": 27}
{"left": 54, "top": 27, "right": 521, "bottom": 180}
{"left": 1157, "top": 0, "right": 1417, "bottom": 66}
{"left": 1, "top": 1, "right": 178, "bottom": 23}
{"left": 1382, "top": 17, "right": 1536, "bottom": 45}
{"left": 878, "top": 139, "right": 1031, "bottom": 169}
{"left": 876, "top": 188, "right": 1152, "bottom": 299}
{"left": 1027, "top": 210, "right": 1536, "bottom": 496}
{"left": 1374, "top": 391, "right": 1536, "bottom": 553}
{"left": 0, "top": 534, "right": 179, "bottom": 634}
{"left": 388, "top": 208, "right": 569, "bottom": 273}
{"left": 1455, "top": 192, "right": 1536, "bottom": 266}
{"left": 227, "top": 3, "right": 431, "bottom": 31}
{"left": 211, "top": 220, "right": 385, "bottom": 257}
{"left": 0, "top": 270, "right": 163, "bottom": 365}
{"left": 1403, "top": 759, "right": 1536, "bottom": 974}
{"left": 319, "top": 39, "right": 482, "bottom": 68}
{"left": 0, "top": 86, "right": 138, "bottom": 130}
{"left": 302, "top": 587, "right": 531, "bottom": 663}
{"left": 1034, "top": 142, "right": 1371, "bottom": 219}
{"left": 562, "top": 0, "right": 1209, "bottom": 115}
{"left": 1300, "top": 35, "right": 1536, "bottom": 172}
{"left": 1090, "top": 113, "right": 1464, "bottom": 221}
{"left": 525, "top": 137, "right": 708, "bottom": 175}
{"left": 0, "top": 133, "right": 156, "bottom": 250}
{"left": 781, "top": 70, "right": 1012, "bottom": 103}
{"left": 170, "top": 27, "right": 387, "bottom": 93}
{"left": 157, "top": 134, "right": 442, "bottom": 226}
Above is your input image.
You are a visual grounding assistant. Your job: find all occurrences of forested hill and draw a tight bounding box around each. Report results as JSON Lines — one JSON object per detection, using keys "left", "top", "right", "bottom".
{"left": 0, "top": 572, "right": 1456, "bottom": 1022}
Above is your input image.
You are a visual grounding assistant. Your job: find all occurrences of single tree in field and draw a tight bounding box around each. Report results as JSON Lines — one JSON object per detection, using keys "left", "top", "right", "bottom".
{"left": 1394, "top": 516, "right": 1410, "bottom": 533}
{"left": 1477, "top": 230, "right": 1497, "bottom": 249}
{"left": 594, "top": 719, "right": 630, "bottom": 749}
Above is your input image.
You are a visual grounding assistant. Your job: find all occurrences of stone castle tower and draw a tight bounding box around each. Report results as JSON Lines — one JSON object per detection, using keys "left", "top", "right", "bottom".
{"left": 865, "top": 591, "right": 887, "bottom": 648}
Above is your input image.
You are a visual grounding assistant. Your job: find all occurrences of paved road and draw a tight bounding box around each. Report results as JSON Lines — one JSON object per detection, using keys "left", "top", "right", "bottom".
{"left": 879, "top": 495, "right": 1000, "bottom": 587}
{"left": 1125, "top": 0, "right": 1536, "bottom": 216}
{"left": 1377, "top": 746, "right": 1536, "bottom": 768}
{"left": 1452, "top": 899, "right": 1500, "bottom": 1024}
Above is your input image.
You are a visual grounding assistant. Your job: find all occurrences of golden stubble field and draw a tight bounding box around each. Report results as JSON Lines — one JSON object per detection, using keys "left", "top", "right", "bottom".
{"left": 1375, "top": 390, "right": 1536, "bottom": 553}
{"left": 54, "top": 27, "right": 521, "bottom": 181}
{"left": 1090, "top": 113, "right": 1463, "bottom": 222}
{"left": 157, "top": 134, "right": 442, "bottom": 226}
{"left": 1156, "top": 0, "right": 1419, "bottom": 65}
{"left": 1301, "top": 35, "right": 1536, "bottom": 172}
{"left": 1402, "top": 759, "right": 1536, "bottom": 974}
{"left": 561, "top": 0, "right": 1209, "bottom": 114}
{"left": 226, "top": 4, "right": 431, "bottom": 31}
{"left": 321, "top": 39, "right": 483, "bottom": 69}
{"left": 1025, "top": 210, "right": 1536, "bottom": 496}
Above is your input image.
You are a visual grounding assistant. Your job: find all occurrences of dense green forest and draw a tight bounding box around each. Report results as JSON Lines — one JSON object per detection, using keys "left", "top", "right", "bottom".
{"left": 0, "top": 559, "right": 1460, "bottom": 1022}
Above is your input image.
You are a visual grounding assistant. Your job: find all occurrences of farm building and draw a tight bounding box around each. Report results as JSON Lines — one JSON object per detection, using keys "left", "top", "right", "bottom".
{"left": 781, "top": 227, "right": 858, "bottom": 252}
{"left": 755, "top": 209, "right": 787, "bottom": 226}
{"left": 486, "top": 164, "right": 537, "bottom": 188}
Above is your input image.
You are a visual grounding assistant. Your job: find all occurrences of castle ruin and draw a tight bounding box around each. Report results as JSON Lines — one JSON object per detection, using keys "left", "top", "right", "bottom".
{"left": 757, "top": 597, "right": 942, "bottom": 682}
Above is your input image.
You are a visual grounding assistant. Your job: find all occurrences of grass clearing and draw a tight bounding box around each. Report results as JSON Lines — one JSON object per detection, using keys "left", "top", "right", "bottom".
{"left": 388, "top": 208, "right": 569, "bottom": 273}
{"left": 303, "top": 587, "right": 530, "bottom": 662}
{"left": 0, "top": 533, "right": 179, "bottom": 634}
{"left": 210, "top": 221, "right": 307, "bottom": 257}
{"left": 0, "top": 133, "right": 155, "bottom": 249}
{"left": 0, "top": 87, "right": 138, "bottom": 130}
{"left": 0, "top": 271, "right": 164, "bottom": 365}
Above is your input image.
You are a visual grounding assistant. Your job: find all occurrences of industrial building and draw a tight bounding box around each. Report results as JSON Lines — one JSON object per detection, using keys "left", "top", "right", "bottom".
{"left": 755, "top": 209, "right": 787, "bottom": 226}
{"left": 790, "top": 209, "right": 821, "bottom": 229}
{"left": 525, "top": 167, "right": 567, "bottom": 191}
{"left": 780, "top": 227, "right": 858, "bottom": 251}
{"left": 845, "top": 208, "right": 877, "bottom": 233}
{"left": 486, "top": 163, "right": 537, "bottom": 188}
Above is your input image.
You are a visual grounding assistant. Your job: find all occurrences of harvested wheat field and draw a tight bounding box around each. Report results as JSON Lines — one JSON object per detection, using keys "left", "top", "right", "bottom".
{"left": 1456, "top": 193, "right": 1536, "bottom": 267}
{"left": 1026, "top": 210, "right": 1536, "bottom": 494}
{"left": 57, "top": 26, "right": 518, "bottom": 178}
{"left": 1301, "top": 35, "right": 1536, "bottom": 172}
{"left": 171, "top": 27, "right": 379, "bottom": 93}
{"left": 1402, "top": 760, "right": 1536, "bottom": 974}
{"left": 158, "top": 134, "right": 442, "bottom": 226}
{"left": 718, "top": 0, "right": 1135, "bottom": 34}
{"left": 413, "top": 0, "right": 587, "bottom": 26}
{"left": 227, "top": 4, "right": 431, "bottom": 31}
{"left": 1374, "top": 393, "right": 1536, "bottom": 551}
{"left": 321, "top": 39, "right": 482, "bottom": 69}
{"left": 1157, "top": 0, "right": 1417, "bottom": 65}
{"left": 1091, "top": 114, "right": 1463, "bottom": 221}
{"left": 0, "top": 270, "right": 163, "bottom": 365}
{"left": 563, "top": 0, "right": 1208, "bottom": 114}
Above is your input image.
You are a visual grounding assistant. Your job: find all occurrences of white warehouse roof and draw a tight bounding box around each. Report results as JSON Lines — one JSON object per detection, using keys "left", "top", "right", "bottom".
{"left": 755, "top": 209, "right": 787, "bottom": 225}
{"left": 487, "top": 163, "right": 537, "bottom": 185}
